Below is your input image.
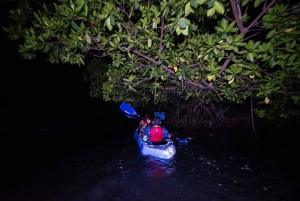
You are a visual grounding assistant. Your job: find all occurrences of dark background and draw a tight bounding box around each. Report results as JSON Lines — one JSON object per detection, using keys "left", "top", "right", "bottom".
{"left": 0, "top": 2, "right": 131, "bottom": 194}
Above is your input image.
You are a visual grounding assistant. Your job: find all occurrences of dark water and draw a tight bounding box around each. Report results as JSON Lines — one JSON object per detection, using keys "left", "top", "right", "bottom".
{"left": 1, "top": 120, "right": 297, "bottom": 201}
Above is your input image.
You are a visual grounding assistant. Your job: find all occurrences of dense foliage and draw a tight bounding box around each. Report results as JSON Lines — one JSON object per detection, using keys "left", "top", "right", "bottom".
{"left": 3, "top": 0, "right": 300, "bottom": 130}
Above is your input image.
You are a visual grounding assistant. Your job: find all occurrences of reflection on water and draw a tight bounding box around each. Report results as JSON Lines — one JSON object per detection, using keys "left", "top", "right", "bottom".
{"left": 1, "top": 134, "right": 297, "bottom": 201}
{"left": 144, "top": 158, "right": 175, "bottom": 179}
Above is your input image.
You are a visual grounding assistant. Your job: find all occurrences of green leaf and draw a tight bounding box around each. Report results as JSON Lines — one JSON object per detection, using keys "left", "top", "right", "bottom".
{"left": 185, "top": 2, "right": 191, "bottom": 16}
{"left": 215, "top": 26, "right": 224, "bottom": 32}
{"left": 163, "top": 7, "right": 169, "bottom": 18}
{"left": 241, "top": 0, "right": 249, "bottom": 7}
{"left": 266, "top": 29, "right": 276, "bottom": 39}
{"left": 49, "top": 30, "right": 55, "bottom": 38}
{"left": 234, "top": 34, "right": 242, "bottom": 42}
{"left": 254, "top": 71, "right": 261, "bottom": 77}
{"left": 76, "top": 0, "right": 84, "bottom": 5}
{"left": 246, "top": 53, "right": 254, "bottom": 62}
{"left": 236, "top": 66, "right": 243, "bottom": 74}
{"left": 220, "top": 33, "right": 227, "bottom": 39}
{"left": 179, "top": 19, "right": 187, "bottom": 29}
{"left": 110, "top": 15, "right": 115, "bottom": 26}
{"left": 98, "top": 14, "right": 108, "bottom": 20}
{"left": 181, "top": 18, "right": 191, "bottom": 25}
{"left": 79, "top": 58, "right": 85, "bottom": 65}
{"left": 220, "top": 18, "right": 228, "bottom": 31}
{"left": 148, "top": 38, "right": 152, "bottom": 47}
{"left": 226, "top": 36, "right": 233, "bottom": 43}
{"left": 268, "top": 57, "right": 276, "bottom": 68}
{"left": 84, "top": 4, "right": 88, "bottom": 16}
{"left": 207, "top": 0, "right": 214, "bottom": 8}
{"left": 214, "top": 1, "right": 225, "bottom": 14}
{"left": 207, "top": 7, "right": 215, "bottom": 17}
{"left": 233, "top": 46, "right": 239, "bottom": 53}
{"left": 196, "top": 0, "right": 206, "bottom": 4}
{"left": 129, "top": 75, "right": 136, "bottom": 81}
{"left": 70, "top": 0, "right": 75, "bottom": 10}
{"left": 71, "top": 21, "right": 78, "bottom": 30}
{"left": 93, "top": 10, "right": 97, "bottom": 17}
{"left": 268, "top": 44, "right": 274, "bottom": 54}
{"left": 106, "top": 17, "right": 113, "bottom": 31}
{"left": 37, "top": 35, "right": 44, "bottom": 42}
{"left": 85, "top": 33, "right": 91, "bottom": 44}
{"left": 254, "top": 0, "right": 261, "bottom": 8}
{"left": 218, "top": 56, "right": 223, "bottom": 62}
{"left": 176, "top": 25, "right": 182, "bottom": 35}
{"left": 134, "top": 2, "right": 139, "bottom": 9}
{"left": 253, "top": 41, "right": 261, "bottom": 49}
{"left": 248, "top": 40, "right": 254, "bottom": 48}
{"left": 289, "top": 54, "right": 297, "bottom": 62}
{"left": 182, "top": 25, "right": 189, "bottom": 35}
{"left": 96, "top": 34, "right": 101, "bottom": 42}
{"left": 109, "top": 41, "right": 115, "bottom": 47}
{"left": 190, "top": 0, "right": 198, "bottom": 8}
{"left": 153, "top": 20, "right": 158, "bottom": 29}
{"left": 75, "top": 1, "right": 84, "bottom": 12}
{"left": 227, "top": 21, "right": 236, "bottom": 32}
{"left": 43, "top": 43, "right": 51, "bottom": 52}
{"left": 143, "top": 69, "right": 149, "bottom": 76}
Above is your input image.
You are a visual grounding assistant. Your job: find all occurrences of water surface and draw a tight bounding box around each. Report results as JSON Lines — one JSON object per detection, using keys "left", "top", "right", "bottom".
{"left": 1, "top": 129, "right": 297, "bottom": 201}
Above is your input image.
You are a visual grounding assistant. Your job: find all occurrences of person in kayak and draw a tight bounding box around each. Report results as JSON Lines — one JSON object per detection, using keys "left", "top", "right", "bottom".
{"left": 139, "top": 114, "right": 152, "bottom": 138}
{"left": 142, "top": 116, "right": 171, "bottom": 143}
{"left": 139, "top": 114, "right": 152, "bottom": 126}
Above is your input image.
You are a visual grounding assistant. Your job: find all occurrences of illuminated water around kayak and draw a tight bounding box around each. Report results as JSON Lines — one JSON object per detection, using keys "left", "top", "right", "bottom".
{"left": 1, "top": 124, "right": 297, "bottom": 201}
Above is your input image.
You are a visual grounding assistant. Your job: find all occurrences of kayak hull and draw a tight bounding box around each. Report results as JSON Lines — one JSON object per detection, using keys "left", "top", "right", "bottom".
{"left": 134, "top": 128, "right": 176, "bottom": 159}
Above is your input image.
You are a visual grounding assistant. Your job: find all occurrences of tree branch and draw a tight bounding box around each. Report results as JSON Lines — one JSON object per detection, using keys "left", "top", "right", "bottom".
{"left": 132, "top": 78, "right": 151, "bottom": 87}
{"left": 243, "top": 31, "right": 261, "bottom": 41}
{"left": 162, "top": 64, "right": 175, "bottom": 73}
{"left": 245, "top": 0, "right": 277, "bottom": 33}
{"left": 185, "top": 80, "right": 205, "bottom": 89}
{"left": 219, "top": 53, "right": 233, "bottom": 73}
{"left": 230, "top": 0, "right": 245, "bottom": 36}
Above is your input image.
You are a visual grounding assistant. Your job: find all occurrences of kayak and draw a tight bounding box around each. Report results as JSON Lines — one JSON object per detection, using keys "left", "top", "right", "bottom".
{"left": 134, "top": 127, "right": 176, "bottom": 159}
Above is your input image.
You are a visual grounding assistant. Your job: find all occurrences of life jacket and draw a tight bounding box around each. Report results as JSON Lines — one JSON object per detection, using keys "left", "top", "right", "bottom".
{"left": 149, "top": 126, "right": 163, "bottom": 142}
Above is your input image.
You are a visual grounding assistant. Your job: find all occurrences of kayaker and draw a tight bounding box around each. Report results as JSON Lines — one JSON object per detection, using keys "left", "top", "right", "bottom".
{"left": 142, "top": 116, "right": 171, "bottom": 143}
{"left": 139, "top": 114, "right": 152, "bottom": 138}
{"left": 139, "top": 114, "right": 152, "bottom": 126}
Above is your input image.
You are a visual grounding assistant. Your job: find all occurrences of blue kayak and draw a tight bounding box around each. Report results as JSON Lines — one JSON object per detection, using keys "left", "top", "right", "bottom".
{"left": 134, "top": 128, "right": 176, "bottom": 159}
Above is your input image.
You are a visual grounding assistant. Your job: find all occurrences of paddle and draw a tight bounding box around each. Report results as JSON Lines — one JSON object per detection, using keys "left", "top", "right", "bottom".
{"left": 120, "top": 102, "right": 146, "bottom": 120}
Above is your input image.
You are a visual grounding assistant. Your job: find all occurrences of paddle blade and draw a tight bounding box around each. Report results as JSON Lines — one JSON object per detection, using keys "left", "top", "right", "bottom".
{"left": 120, "top": 102, "right": 138, "bottom": 117}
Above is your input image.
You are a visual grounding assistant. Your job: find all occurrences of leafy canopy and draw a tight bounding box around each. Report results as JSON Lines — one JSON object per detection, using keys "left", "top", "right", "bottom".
{"left": 3, "top": 0, "right": 300, "bottom": 124}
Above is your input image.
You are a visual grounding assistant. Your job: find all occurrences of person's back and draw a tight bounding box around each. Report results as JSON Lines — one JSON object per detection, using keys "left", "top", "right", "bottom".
{"left": 149, "top": 126, "right": 163, "bottom": 142}
{"left": 143, "top": 116, "right": 171, "bottom": 143}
